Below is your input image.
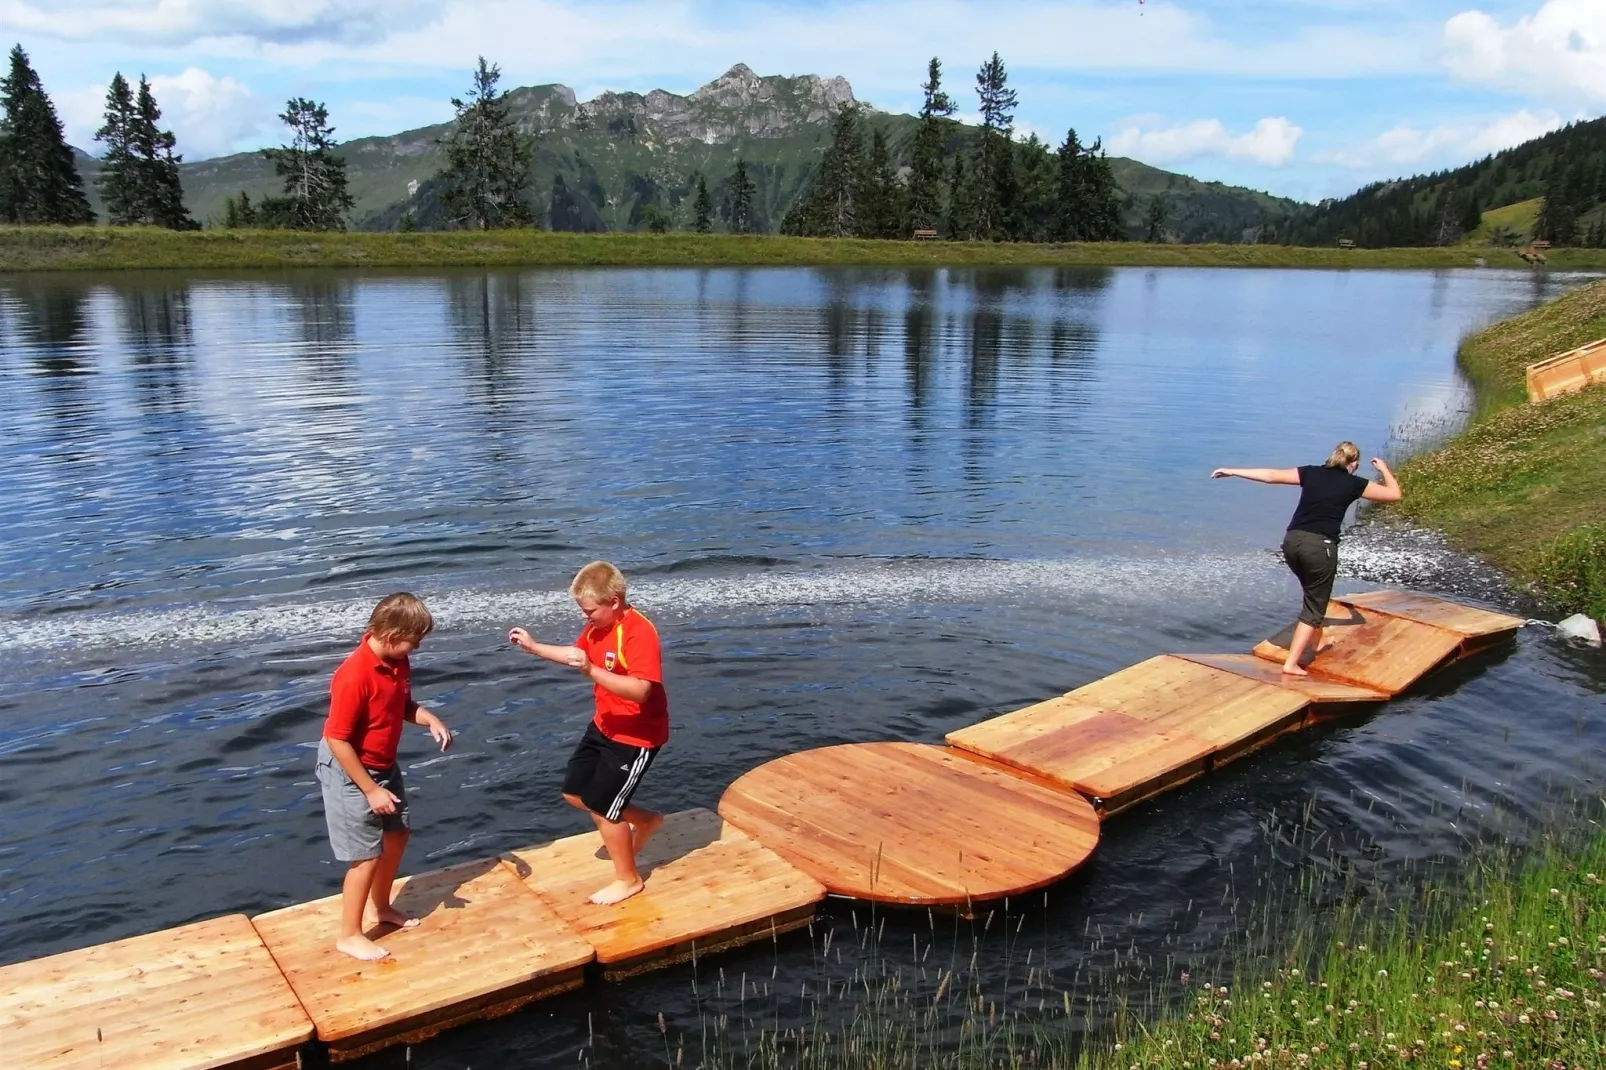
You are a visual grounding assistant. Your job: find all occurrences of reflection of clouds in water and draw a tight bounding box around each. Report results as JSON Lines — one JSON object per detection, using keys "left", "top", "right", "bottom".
{"left": 1, "top": 554, "right": 1285, "bottom": 654}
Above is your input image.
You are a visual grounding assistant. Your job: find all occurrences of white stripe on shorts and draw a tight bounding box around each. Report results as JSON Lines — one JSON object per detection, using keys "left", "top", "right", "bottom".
{"left": 606, "top": 746, "right": 653, "bottom": 822}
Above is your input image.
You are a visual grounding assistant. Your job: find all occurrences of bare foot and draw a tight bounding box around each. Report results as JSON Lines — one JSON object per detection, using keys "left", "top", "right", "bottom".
{"left": 1281, "top": 662, "right": 1309, "bottom": 677}
{"left": 588, "top": 878, "right": 645, "bottom": 906}
{"left": 373, "top": 906, "right": 422, "bottom": 929}
{"left": 335, "top": 934, "right": 391, "bottom": 961}
{"left": 631, "top": 811, "right": 664, "bottom": 853}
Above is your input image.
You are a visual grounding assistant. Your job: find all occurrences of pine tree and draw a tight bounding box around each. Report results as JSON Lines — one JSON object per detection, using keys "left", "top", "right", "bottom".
{"left": 729, "top": 159, "right": 756, "bottom": 233}
{"left": 907, "top": 57, "right": 954, "bottom": 233}
{"left": 1460, "top": 188, "right": 1483, "bottom": 233}
{"left": 1080, "top": 140, "right": 1124, "bottom": 241}
{"left": 0, "top": 44, "right": 94, "bottom": 224}
{"left": 1051, "top": 128, "right": 1085, "bottom": 241}
{"left": 1017, "top": 135, "right": 1056, "bottom": 242}
{"left": 94, "top": 73, "right": 140, "bottom": 225}
{"left": 970, "top": 52, "right": 1018, "bottom": 240}
{"left": 223, "top": 191, "right": 258, "bottom": 228}
{"left": 856, "top": 126, "right": 902, "bottom": 239}
{"left": 945, "top": 154, "right": 970, "bottom": 239}
{"left": 437, "top": 58, "right": 533, "bottom": 230}
{"left": 693, "top": 173, "right": 713, "bottom": 232}
{"left": 1144, "top": 195, "right": 1167, "bottom": 242}
{"left": 795, "top": 103, "right": 864, "bottom": 237}
{"left": 262, "top": 98, "right": 354, "bottom": 231}
{"left": 132, "top": 77, "right": 193, "bottom": 229}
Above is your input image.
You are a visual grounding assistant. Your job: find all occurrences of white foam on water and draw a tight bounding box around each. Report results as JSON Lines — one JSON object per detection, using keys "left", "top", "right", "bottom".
{"left": 0, "top": 553, "right": 1277, "bottom": 655}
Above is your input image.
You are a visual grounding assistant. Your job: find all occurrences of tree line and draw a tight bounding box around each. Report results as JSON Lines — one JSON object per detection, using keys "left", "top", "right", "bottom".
{"left": 781, "top": 54, "right": 1124, "bottom": 242}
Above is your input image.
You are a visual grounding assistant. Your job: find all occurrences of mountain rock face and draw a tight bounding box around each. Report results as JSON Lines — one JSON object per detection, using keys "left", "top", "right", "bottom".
{"left": 82, "top": 63, "right": 1298, "bottom": 240}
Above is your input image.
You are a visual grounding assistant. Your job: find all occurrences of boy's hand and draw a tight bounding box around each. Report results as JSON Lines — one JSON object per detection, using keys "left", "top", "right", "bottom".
{"left": 508, "top": 627, "right": 533, "bottom": 652}
{"left": 366, "top": 786, "right": 401, "bottom": 815}
{"left": 560, "top": 646, "right": 589, "bottom": 672}
{"left": 420, "top": 712, "right": 453, "bottom": 752}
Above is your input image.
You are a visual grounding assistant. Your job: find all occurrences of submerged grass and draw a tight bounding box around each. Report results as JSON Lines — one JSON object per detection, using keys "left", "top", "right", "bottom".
{"left": 1391, "top": 278, "right": 1606, "bottom": 619}
{"left": 673, "top": 806, "right": 1606, "bottom": 1070}
{"left": 8, "top": 225, "right": 1606, "bottom": 272}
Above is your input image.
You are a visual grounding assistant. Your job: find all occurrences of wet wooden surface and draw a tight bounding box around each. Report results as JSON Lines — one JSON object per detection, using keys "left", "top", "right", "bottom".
{"left": 0, "top": 914, "right": 312, "bottom": 1070}
{"left": 1251, "top": 602, "right": 1465, "bottom": 695}
{"left": 252, "top": 859, "right": 593, "bottom": 1061}
{"left": 718, "top": 742, "right": 1100, "bottom": 905}
{"left": 503, "top": 808, "right": 825, "bottom": 978}
{"left": 1339, "top": 590, "right": 1524, "bottom": 640}
{"left": 1176, "top": 652, "right": 1389, "bottom": 704}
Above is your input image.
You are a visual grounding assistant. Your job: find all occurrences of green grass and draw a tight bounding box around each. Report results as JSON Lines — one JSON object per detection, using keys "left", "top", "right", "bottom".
{"left": 1462, "top": 198, "right": 1543, "bottom": 247}
{"left": 1391, "top": 278, "right": 1606, "bottom": 619}
{"left": 8, "top": 225, "right": 1606, "bottom": 273}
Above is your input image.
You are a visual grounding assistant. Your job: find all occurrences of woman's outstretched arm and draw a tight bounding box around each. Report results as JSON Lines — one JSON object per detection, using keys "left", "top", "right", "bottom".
{"left": 1360, "top": 457, "right": 1402, "bottom": 502}
{"left": 1210, "top": 467, "right": 1300, "bottom": 484}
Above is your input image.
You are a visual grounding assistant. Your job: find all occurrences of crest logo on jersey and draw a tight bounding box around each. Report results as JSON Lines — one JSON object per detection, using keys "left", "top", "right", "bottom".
{"left": 604, "top": 651, "right": 617, "bottom": 671}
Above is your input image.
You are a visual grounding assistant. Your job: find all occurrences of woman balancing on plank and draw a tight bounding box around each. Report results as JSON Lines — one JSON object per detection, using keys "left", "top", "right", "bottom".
{"left": 1211, "top": 441, "right": 1402, "bottom": 676}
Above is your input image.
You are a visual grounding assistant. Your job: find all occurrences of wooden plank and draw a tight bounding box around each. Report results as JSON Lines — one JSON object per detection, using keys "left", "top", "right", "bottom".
{"left": 1176, "top": 652, "right": 1389, "bottom": 703}
{"left": 252, "top": 857, "right": 593, "bottom": 1061}
{"left": 718, "top": 742, "right": 1100, "bottom": 906}
{"left": 502, "top": 808, "right": 826, "bottom": 980}
{"left": 1338, "top": 590, "right": 1524, "bottom": 640}
{"left": 1527, "top": 338, "right": 1606, "bottom": 402}
{"left": 0, "top": 914, "right": 312, "bottom": 1070}
{"left": 1251, "top": 603, "right": 1464, "bottom": 695}
{"left": 1063, "top": 656, "right": 1311, "bottom": 748}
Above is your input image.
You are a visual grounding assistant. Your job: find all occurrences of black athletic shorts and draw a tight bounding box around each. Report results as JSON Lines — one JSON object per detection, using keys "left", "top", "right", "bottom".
{"left": 562, "top": 722, "right": 660, "bottom": 822}
{"left": 1282, "top": 528, "right": 1338, "bottom": 627}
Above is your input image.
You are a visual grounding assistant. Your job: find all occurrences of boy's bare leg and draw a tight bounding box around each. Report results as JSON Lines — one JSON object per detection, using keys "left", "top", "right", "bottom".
{"left": 587, "top": 812, "right": 645, "bottom": 905}
{"left": 369, "top": 828, "right": 420, "bottom": 929}
{"left": 1283, "top": 623, "right": 1321, "bottom": 676}
{"left": 336, "top": 857, "right": 390, "bottom": 960}
{"left": 624, "top": 804, "right": 663, "bottom": 853}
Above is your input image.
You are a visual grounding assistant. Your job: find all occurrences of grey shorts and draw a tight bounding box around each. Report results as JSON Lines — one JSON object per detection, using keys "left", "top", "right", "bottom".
{"left": 316, "top": 739, "right": 409, "bottom": 862}
{"left": 1282, "top": 528, "right": 1339, "bottom": 627}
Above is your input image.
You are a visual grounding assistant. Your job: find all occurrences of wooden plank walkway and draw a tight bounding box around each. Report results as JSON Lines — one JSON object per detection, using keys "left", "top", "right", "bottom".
{"left": 718, "top": 742, "right": 1101, "bottom": 906}
{"left": 0, "top": 588, "right": 1527, "bottom": 1068}
{"left": 252, "top": 858, "right": 593, "bottom": 1062}
{"left": 503, "top": 808, "right": 826, "bottom": 979}
{"left": 1526, "top": 337, "right": 1606, "bottom": 403}
{"left": 0, "top": 914, "right": 312, "bottom": 1070}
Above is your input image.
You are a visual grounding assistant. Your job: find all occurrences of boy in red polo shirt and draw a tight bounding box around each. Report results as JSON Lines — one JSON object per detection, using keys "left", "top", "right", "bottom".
{"left": 318, "top": 592, "right": 453, "bottom": 960}
{"left": 509, "top": 561, "right": 667, "bottom": 906}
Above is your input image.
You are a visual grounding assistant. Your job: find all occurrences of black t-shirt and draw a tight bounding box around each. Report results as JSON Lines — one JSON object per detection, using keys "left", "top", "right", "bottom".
{"left": 1286, "top": 465, "right": 1370, "bottom": 539}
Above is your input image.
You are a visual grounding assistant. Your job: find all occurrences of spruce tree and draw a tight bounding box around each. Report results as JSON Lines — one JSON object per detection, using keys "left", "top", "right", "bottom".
{"left": 856, "top": 126, "right": 903, "bottom": 239}
{"left": 263, "top": 98, "right": 354, "bottom": 231}
{"left": 693, "top": 174, "right": 713, "bottom": 232}
{"left": 1144, "top": 195, "right": 1167, "bottom": 242}
{"left": 1017, "top": 134, "right": 1056, "bottom": 241}
{"left": 970, "top": 52, "right": 1017, "bottom": 241}
{"left": 1051, "top": 128, "right": 1085, "bottom": 241}
{"left": 132, "top": 77, "right": 193, "bottom": 229}
{"left": 437, "top": 57, "right": 533, "bottom": 230}
{"left": 1080, "top": 140, "right": 1124, "bottom": 241}
{"left": 907, "top": 57, "right": 954, "bottom": 233}
{"left": 223, "top": 191, "right": 258, "bottom": 228}
{"left": 0, "top": 44, "right": 94, "bottom": 224}
{"left": 94, "top": 72, "right": 140, "bottom": 225}
{"left": 945, "top": 154, "right": 970, "bottom": 238}
{"left": 729, "top": 159, "right": 756, "bottom": 233}
{"left": 796, "top": 103, "right": 864, "bottom": 237}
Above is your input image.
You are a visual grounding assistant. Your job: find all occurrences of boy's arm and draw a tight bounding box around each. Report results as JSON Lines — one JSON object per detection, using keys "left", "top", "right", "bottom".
{"left": 580, "top": 661, "right": 654, "bottom": 703}
{"left": 405, "top": 701, "right": 453, "bottom": 751}
{"left": 324, "top": 736, "right": 399, "bottom": 815}
{"left": 508, "top": 628, "right": 586, "bottom": 668}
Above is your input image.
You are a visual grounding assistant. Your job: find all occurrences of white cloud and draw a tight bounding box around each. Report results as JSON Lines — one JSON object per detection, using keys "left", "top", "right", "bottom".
{"left": 57, "top": 68, "right": 267, "bottom": 159}
{"left": 0, "top": 0, "right": 436, "bottom": 45}
{"left": 1106, "top": 116, "right": 1303, "bottom": 167}
{"left": 1443, "top": 0, "right": 1606, "bottom": 103}
{"left": 1313, "top": 108, "right": 1565, "bottom": 169}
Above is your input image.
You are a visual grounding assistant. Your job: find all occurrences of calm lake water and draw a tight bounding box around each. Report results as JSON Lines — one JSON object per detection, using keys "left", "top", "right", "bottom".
{"left": 1, "top": 265, "right": 1603, "bottom": 1067}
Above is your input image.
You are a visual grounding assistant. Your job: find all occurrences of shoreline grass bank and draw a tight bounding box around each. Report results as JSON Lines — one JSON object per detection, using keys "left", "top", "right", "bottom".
{"left": 1391, "top": 278, "right": 1606, "bottom": 620}
{"left": 7, "top": 225, "right": 1606, "bottom": 273}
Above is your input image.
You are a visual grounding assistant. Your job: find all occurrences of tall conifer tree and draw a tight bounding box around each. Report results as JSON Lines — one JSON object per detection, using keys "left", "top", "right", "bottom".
{"left": 970, "top": 52, "right": 1017, "bottom": 240}
{"left": 856, "top": 126, "right": 902, "bottom": 239}
{"left": 1, "top": 44, "right": 93, "bottom": 224}
{"left": 132, "top": 77, "right": 193, "bottom": 229}
{"left": 94, "top": 72, "right": 139, "bottom": 224}
{"left": 793, "top": 103, "right": 864, "bottom": 237}
{"left": 263, "top": 98, "right": 354, "bottom": 231}
{"left": 437, "top": 58, "right": 533, "bottom": 230}
{"left": 1051, "top": 128, "right": 1086, "bottom": 241}
{"left": 693, "top": 173, "right": 713, "bottom": 232}
{"left": 729, "top": 159, "right": 756, "bottom": 233}
{"left": 907, "top": 57, "right": 954, "bottom": 233}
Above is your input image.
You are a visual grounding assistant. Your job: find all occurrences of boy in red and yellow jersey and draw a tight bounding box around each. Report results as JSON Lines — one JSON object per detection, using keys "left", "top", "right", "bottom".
{"left": 510, "top": 561, "right": 667, "bottom": 905}
{"left": 318, "top": 593, "right": 453, "bottom": 960}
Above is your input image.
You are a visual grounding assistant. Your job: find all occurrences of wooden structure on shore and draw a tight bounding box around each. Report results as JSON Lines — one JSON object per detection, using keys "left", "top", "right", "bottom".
{"left": 0, "top": 589, "right": 1524, "bottom": 1068}
{"left": 1526, "top": 337, "right": 1606, "bottom": 403}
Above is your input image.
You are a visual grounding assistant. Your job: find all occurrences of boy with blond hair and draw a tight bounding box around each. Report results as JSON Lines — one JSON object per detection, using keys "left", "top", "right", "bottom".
{"left": 510, "top": 561, "right": 667, "bottom": 905}
{"left": 318, "top": 592, "right": 453, "bottom": 960}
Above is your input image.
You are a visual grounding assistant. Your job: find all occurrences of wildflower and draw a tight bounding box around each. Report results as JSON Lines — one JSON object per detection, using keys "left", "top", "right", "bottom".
{"left": 1558, "top": 936, "right": 1569, "bottom": 946}
{"left": 1377, "top": 969, "right": 1389, "bottom": 978}
{"left": 1518, "top": 1014, "right": 1531, "bottom": 1024}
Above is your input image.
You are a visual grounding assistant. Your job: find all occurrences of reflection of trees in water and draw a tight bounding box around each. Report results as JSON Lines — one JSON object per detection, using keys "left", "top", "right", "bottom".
{"left": 289, "top": 278, "right": 356, "bottom": 388}
{"left": 1, "top": 280, "right": 96, "bottom": 436}
{"left": 446, "top": 273, "right": 536, "bottom": 446}
{"left": 116, "top": 283, "right": 194, "bottom": 417}
{"left": 1051, "top": 266, "right": 1113, "bottom": 293}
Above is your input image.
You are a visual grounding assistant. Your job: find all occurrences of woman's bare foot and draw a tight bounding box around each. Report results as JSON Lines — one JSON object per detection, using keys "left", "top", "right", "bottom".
{"left": 589, "top": 878, "right": 645, "bottom": 906}
{"left": 1281, "top": 662, "right": 1309, "bottom": 676}
{"left": 335, "top": 934, "right": 391, "bottom": 961}
{"left": 373, "top": 906, "right": 421, "bottom": 929}
{"left": 631, "top": 811, "right": 664, "bottom": 853}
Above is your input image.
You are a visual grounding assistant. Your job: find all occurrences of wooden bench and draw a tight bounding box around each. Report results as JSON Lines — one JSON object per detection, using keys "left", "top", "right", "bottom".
{"left": 1337, "top": 238, "right": 1355, "bottom": 249}
{"left": 911, "top": 228, "right": 938, "bottom": 240}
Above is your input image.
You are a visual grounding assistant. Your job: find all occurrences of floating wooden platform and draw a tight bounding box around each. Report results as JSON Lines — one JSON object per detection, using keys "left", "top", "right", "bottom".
{"left": 4, "top": 588, "right": 1527, "bottom": 1068}
{"left": 0, "top": 914, "right": 312, "bottom": 1070}
{"left": 251, "top": 858, "right": 594, "bottom": 1062}
{"left": 503, "top": 808, "right": 826, "bottom": 979}
{"left": 946, "top": 655, "right": 1313, "bottom": 814}
{"left": 718, "top": 742, "right": 1101, "bottom": 905}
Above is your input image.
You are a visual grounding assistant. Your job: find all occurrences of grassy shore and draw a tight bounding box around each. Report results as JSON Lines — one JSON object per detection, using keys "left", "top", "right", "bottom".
{"left": 1391, "top": 278, "right": 1606, "bottom": 620}
{"left": 7, "top": 225, "right": 1606, "bottom": 273}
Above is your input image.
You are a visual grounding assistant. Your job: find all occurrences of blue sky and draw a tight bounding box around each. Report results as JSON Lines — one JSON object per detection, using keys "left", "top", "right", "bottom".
{"left": 4, "top": 0, "right": 1603, "bottom": 202}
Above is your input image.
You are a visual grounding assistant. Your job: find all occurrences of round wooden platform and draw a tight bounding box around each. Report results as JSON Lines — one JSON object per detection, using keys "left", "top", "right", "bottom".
{"left": 717, "top": 742, "right": 1100, "bottom": 906}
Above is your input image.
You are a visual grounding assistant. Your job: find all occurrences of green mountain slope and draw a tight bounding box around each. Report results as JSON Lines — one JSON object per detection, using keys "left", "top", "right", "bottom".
{"left": 77, "top": 64, "right": 1301, "bottom": 241}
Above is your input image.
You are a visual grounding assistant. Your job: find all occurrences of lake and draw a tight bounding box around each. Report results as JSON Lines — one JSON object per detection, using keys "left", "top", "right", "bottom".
{"left": 1, "top": 264, "right": 1602, "bottom": 1068}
